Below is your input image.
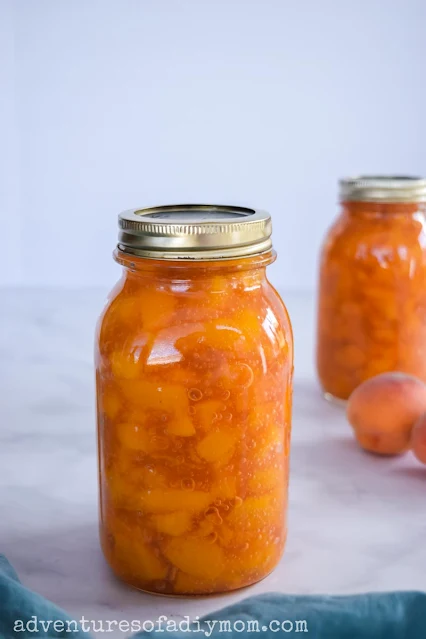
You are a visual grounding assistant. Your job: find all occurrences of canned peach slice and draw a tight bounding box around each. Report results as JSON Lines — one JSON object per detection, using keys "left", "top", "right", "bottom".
{"left": 110, "top": 343, "right": 147, "bottom": 380}
{"left": 151, "top": 511, "right": 193, "bottom": 536}
{"left": 173, "top": 571, "right": 221, "bottom": 595}
{"left": 102, "top": 389, "right": 122, "bottom": 420}
{"left": 196, "top": 427, "right": 237, "bottom": 464}
{"left": 114, "top": 536, "right": 168, "bottom": 581}
{"left": 139, "top": 489, "right": 212, "bottom": 514}
{"left": 248, "top": 467, "right": 282, "bottom": 494}
{"left": 203, "top": 321, "right": 246, "bottom": 351}
{"left": 116, "top": 422, "right": 150, "bottom": 451}
{"left": 163, "top": 537, "right": 226, "bottom": 580}
{"left": 212, "top": 474, "right": 237, "bottom": 500}
{"left": 194, "top": 400, "right": 224, "bottom": 431}
{"left": 130, "top": 289, "right": 176, "bottom": 331}
{"left": 228, "top": 541, "right": 279, "bottom": 577}
{"left": 120, "top": 381, "right": 190, "bottom": 413}
{"left": 166, "top": 416, "right": 196, "bottom": 437}
{"left": 227, "top": 495, "right": 277, "bottom": 529}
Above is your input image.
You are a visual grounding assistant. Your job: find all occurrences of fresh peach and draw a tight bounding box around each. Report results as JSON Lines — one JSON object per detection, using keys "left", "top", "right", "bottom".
{"left": 410, "top": 413, "right": 426, "bottom": 464}
{"left": 347, "top": 372, "right": 426, "bottom": 455}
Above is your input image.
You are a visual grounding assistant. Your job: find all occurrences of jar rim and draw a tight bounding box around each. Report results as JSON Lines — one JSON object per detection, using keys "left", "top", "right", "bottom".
{"left": 117, "top": 204, "right": 272, "bottom": 261}
{"left": 339, "top": 176, "right": 426, "bottom": 203}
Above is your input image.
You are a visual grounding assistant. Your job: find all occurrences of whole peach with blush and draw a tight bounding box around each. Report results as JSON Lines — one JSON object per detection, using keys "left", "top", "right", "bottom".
{"left": 347, "top": 372, "right": 426, "bottom": 455}
{"left": 410, "top": 413, "right": 426, "bottom": 465}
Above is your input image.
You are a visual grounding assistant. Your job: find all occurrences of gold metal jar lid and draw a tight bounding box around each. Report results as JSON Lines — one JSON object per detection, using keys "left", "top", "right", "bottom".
{"left": 117, "top": 204, "right": 272, "bottom": 260}
{"left": 340, "top": 176, "right": 426, "bottom": 203}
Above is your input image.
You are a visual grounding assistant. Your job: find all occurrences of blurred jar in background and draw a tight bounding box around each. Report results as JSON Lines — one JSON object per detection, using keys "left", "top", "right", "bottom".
{"left": 317, "top": 176, "right": 426, "bottom": 402}
{"left": 96, "top": 205, "right": 293, "bottom": 595}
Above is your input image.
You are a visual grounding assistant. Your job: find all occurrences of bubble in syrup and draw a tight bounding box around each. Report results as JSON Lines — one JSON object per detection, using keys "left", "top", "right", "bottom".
{"left": 214, "top": 498, "right": 222, "bottom": 507}
{"left": 188, "top": 388, "right": 203, "bottom": 401}
{"left": 223, "top": 412, "right": 233, "bottom": 421}
{"left": 149, "top": 436, "right": 169, "bottom": 450}
{"left": 206, "top": 532, "right": 218, "bottom": 544}
{"left": 189, "top": 405, "right": 196, "bottom": 415}
{"left": 176, "top": 455, "right": 184, "bottom": 464}
{"left": 221, "top": 390, "right": 231, "bottom": 401}
{"left": 232, "top": 363, "right": 254, "bottom": 388}
{"left": 181, "top": 477, "right": 195, "bottom": 491}
{"left": 233, "top": 496, "right": 243, "bottom": 508}
{"left": 204, "top": 506, "right": 223, "bottom": 525}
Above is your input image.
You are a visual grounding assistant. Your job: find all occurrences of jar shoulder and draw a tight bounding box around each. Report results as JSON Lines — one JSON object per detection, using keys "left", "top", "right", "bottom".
{"left": 320, "top": 211, "right": 426, "bottom": 265}
{"left": 95, "top": 276, "right": 127, "bottom": 347}
{"left": 96, "top": 278, "right": 293, "bottom": 369}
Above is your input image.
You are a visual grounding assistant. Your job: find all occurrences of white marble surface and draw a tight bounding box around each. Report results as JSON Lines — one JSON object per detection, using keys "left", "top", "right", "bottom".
{"left": 1, "top": 288, "right": 426, "bottom": 637}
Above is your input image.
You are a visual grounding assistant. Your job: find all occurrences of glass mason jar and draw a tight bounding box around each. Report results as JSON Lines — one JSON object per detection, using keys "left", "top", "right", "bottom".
{"left": 317, "top": 176, "right": 426, "bottom": 402}
{"left": 95, "top": 205, "right": 294, "bottom": 595}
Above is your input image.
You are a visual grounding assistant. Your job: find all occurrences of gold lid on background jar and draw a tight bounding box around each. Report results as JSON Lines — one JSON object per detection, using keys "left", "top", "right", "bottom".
{"left": 117, "top": 205, "right": 272, "bottom": 260}
{"left": 340, "top": 176, "right": 426, "bottom": 203}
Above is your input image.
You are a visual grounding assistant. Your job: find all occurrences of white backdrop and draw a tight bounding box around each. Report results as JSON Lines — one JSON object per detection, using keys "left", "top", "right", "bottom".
{"left": 2, "top": 0, "right": 425, "bottom": 289}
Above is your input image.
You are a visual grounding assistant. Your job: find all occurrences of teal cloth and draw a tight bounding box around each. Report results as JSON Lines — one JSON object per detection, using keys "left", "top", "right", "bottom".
{"left": 0, "top": 554, "right": 425, "bottom": 638}
{"left": 0, "top": 555, "right": 86, "bottom": 638}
